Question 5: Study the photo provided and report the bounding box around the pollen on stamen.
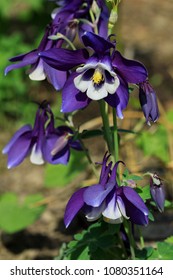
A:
[92,69,104,85]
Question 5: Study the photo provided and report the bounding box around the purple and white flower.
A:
[40,32,148,118]
[64,153,149,227]
[2,102,82,168]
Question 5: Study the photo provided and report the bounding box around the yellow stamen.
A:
[92,69,104,85]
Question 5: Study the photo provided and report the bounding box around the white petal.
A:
[103,195,122,221]
[30,144,44,165]
[117,197,129,220]
[51,7,60,19]
[74,74,89,92]
[86,82,108,100]
[76,61,98,73]
[104,76,120,94]
[29,64,46,81]
[85,202,105,222]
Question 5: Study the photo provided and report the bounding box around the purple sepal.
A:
[39,48,89,71]
[82,31,114,54]
[61,72,91,113]
[112,51,148,83]
[64,187,87,228]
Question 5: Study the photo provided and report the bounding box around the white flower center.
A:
[74,62,120,101]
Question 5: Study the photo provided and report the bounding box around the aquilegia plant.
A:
[2,0,172,260]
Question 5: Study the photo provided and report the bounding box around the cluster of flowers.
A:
[5,0,158,124]
[3,0,164,227]
[2,101,81,168]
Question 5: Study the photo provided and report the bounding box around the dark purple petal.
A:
[122,187,149,215]
[150,174,165,212]
[43,61,67,90]
[39,48,89,71]
[104,76,129,118]
[64,187,87,228]
[108,161,125,184]
[5,51,38,75]
[9,49,37,62]
[43,135,70,165]
[83,183,114,207]
[61,72,91,113]
[69,140,82,150]
[139,82,159,124]
[99,152,111,185]
[82,32,114,54]
[150,186,165,212]
[112,51,148,83]
[5,132,32,169]
[2,125,32,154]
[120,187,149,225]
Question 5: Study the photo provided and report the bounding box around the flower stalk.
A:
[99,100,113,155]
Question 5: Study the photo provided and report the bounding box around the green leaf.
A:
[164,236,173,244]
[60,222,124,260]
[0,193,46,233]
[44,150,87,188]
[136,125,169,163]
[80,129,103,139]
[136,185,151,202]
[135,246,154,260]
[157,242,173,260]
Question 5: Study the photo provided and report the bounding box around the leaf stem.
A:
[123,220,136,260]
[112,108,119,163]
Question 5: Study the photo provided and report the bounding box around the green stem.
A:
[137,226,145,249]
[118,232,128,259]
[123,220,136,260]
[112,108,119,163]
[99,100,113,154]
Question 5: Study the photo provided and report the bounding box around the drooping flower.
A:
[64,153,149,227]
[40,32,148,118]
[139,80,159,125]
[150,173,165,212]
[42,109,82,165]
[2,102,82,168]
[4,23,67,91]
[2,102,49,168]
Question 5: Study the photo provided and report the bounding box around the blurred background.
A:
[0,0,173,259]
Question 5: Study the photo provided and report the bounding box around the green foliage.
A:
[136,241,173,260]
[136,185,151,202]
[136,125,169,163]
[58,222,124,260]
[44,150,87,188]
[136,238,173,260]
[136,109,173,163]
[0,192,46,233]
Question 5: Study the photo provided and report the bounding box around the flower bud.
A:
[150,173,165,212]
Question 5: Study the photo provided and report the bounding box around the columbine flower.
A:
[42,109,82,165]
[139,80,159,125]
[4,1,109,90]
[2,102,82,168]
[4,23,67,91]
[64,153,149,227]
[150,173,165,212]
[2,102,48,168]
[40,32,148,118]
